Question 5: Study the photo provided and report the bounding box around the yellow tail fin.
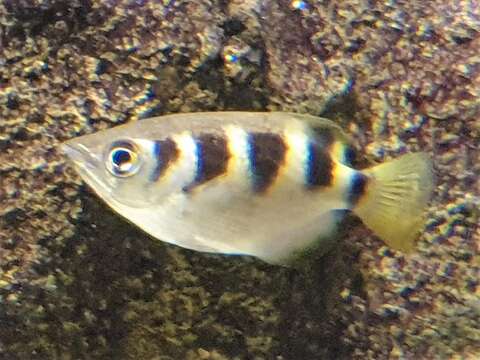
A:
[353,153,434,252]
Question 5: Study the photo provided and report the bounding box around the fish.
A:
[62,112,434,264]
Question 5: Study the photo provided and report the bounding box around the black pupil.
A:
[112,149,131,167]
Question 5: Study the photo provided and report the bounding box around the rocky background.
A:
[0,0,479,358]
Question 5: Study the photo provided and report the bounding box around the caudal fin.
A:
[353,153,434,252]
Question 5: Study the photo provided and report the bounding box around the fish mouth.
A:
[61,142,98,171]
[61,140,144,211]
[61,141,109,196]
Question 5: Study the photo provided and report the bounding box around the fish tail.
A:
[352,153,434,252]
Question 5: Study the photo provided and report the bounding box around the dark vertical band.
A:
[247,132,287,193]
[347,172,368,206]
[182,133,230,192]
[150,138,179,182]
[305,140,333,188]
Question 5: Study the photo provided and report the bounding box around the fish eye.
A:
[106,141,141,177]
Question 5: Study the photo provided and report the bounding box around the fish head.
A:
[62,132,161,208]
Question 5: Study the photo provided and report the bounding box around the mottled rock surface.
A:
[0,0,478,358]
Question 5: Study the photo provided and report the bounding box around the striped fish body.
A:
[62,112,433,264]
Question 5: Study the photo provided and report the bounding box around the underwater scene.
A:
[0,0,479,359]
